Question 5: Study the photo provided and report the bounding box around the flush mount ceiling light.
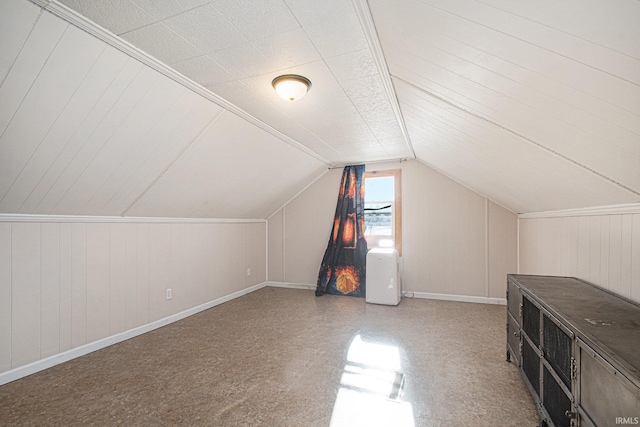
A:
[272,74,312,101]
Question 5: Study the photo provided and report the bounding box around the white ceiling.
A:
[59,0,413,164]
[0,0,327,219]
[369,0,640,213]
[1,0,639,217]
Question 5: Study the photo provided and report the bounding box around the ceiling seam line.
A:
[32,61,145,214]
[16,51,131,214]
[83,87,188,215]
[94,92,200,215]
[47,67,158,215]
[1,43,108,210]
[390,35,640,141]
[386,20,640,120]
[0,20,68,144]
[120,109,227,217]
[117,6,219,38]
[0,7,43,89]
[395,75,640,198]
[473,0,640,65]
[413,0,640,89]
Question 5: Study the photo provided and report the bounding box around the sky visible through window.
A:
[365,176,394,203]
[365,176,394,236]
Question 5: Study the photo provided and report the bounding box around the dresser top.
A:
[508,274,640,380]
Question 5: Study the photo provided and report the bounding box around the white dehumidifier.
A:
[365,248,400,305]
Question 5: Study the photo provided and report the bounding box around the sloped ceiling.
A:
[368,0,640,213]
[57,0,413,164]
[1,0,639,218]
[0,0,327,219]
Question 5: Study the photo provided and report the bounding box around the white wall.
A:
[268,168,342,285]
[0,219,266,377]
[519,209,640,304]
[268,160,518,302]
[488,202,518,299]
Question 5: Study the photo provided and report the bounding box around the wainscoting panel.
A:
[0,219,266,378]
[519,211,640,303]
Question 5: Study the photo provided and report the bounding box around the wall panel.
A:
[124,224,137,330]
[488,201,518,298]
[71,223,87,348]
[11,223,41,367]
[0,0,40,83]
[59,223,73,352]
[283,168,342,285]
[589,216,601,285]
[0,24,106,202]
[0,219,267,379]
[599,216,610,290]
[560,217,571,274]
[186,224,206,306]
[252,223,261,284]
[0,223,11,372]
[40,223,60,358]
[86,223,110,343]
[109,224,126,335]
[169,223,186,312]
[632,214,640,302]
[0,11,67,138]
[608,215,623,297]
[267,209,284,282]
[403,160,489,297]
[135,223,150,327]
[519,211,640,303]
[569,217,579,276]
[621,214,634,299]
[576,216,591,279]
[148,223,172,323]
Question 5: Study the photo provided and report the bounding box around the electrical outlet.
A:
[166,288,172,300]
[246,267,251,276]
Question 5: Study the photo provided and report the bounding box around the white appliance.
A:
[366,248,400,305]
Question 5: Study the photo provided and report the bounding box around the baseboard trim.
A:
[266,281,315,291]
[410,291,506,306]
[265,282,506,305]
[0,282,267,386]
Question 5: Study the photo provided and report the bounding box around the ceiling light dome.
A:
[272,74,312,101]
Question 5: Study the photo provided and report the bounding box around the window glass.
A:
[363,169,402,256]
[364,176,394,237]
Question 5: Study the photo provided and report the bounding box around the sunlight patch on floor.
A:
[330,335,415,427]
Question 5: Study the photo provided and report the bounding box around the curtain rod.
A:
[328,158,410,170]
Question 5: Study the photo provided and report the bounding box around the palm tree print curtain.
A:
[315,165,368,297]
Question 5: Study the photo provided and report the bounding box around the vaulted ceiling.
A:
[1,0,639,217]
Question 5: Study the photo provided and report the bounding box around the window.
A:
[364,169,402,256]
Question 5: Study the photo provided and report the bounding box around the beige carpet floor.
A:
[0,287,537,426]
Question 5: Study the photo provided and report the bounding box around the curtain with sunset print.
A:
[315,165,368,297]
